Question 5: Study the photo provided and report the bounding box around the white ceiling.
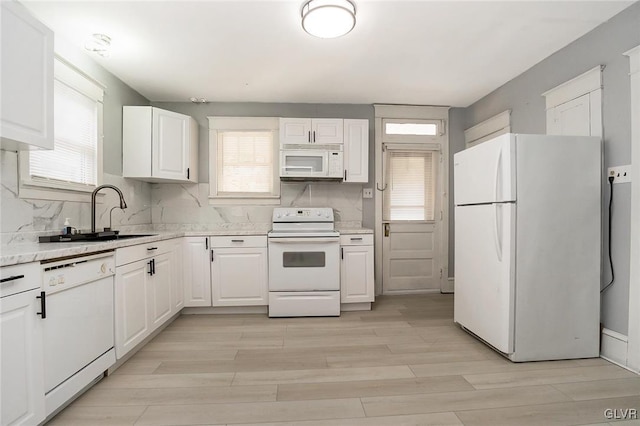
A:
[23,0,634,107]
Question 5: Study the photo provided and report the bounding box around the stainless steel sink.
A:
[39,233,156,243]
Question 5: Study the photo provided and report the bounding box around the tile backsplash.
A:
[1,150,363,245]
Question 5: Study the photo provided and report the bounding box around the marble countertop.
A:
[1,226,374,266]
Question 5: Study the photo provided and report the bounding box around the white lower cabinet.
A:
[210,236,268,307]
[340,234,374,305]
[0,263,45,426]
[183,237,212,307]
[114,239,180,359]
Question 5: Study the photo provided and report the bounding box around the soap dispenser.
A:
[62,218,72,235]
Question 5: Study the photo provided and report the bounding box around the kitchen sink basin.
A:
[39,232,156,243]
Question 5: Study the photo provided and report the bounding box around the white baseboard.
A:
[601,327,628,368]
[441,277,455,294]
[340,302,372,311]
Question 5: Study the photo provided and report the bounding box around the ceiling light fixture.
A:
[84,33,111,57]
[189,97,207,103]
[301,0,356,39]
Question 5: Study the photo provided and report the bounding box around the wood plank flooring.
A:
[48,294,640,425]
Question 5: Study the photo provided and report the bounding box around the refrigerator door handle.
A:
[493,148,502,202]
[493,203,503,262]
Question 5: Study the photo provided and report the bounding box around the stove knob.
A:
[316,211,322,216]
[275,213,281,219]
[325,213,330,218]
[284,212,290,216]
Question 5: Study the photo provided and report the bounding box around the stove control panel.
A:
[273,207,333,222]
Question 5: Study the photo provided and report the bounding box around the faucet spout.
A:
[91,184,127,233]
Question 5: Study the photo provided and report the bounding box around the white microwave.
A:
[280,148,344,180]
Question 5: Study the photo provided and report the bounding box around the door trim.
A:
[373,105,450,295]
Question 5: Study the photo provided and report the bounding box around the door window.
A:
[383,150,436,221]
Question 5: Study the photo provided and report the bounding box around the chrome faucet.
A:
[91,184,127,233]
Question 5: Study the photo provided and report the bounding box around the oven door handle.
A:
[269,238,338,244]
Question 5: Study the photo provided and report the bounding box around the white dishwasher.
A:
[41,251,116,417]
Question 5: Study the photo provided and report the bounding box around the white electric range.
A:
[267,207,340,317]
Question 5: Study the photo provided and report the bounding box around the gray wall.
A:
[151,102,375,227]
[460,2,640,334]
[448,108,466,275]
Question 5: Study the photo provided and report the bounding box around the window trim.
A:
[18,57,104,202]
[207,117,280,205]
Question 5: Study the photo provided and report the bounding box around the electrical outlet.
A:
[363,188,373,199]
[608,165,631,184]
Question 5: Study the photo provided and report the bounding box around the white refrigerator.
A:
[454,133,601,362]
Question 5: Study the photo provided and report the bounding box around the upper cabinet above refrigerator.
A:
[0,1,54,151]
[123,106,198,183]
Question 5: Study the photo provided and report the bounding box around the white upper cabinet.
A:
[280,118,343,145]
[123,106,198,183]
[343,119,369,182]
[0,1,54,151]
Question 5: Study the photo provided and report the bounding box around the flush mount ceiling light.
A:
[301,0,356,39]
[189,97,207,103]
[84,33,111,57]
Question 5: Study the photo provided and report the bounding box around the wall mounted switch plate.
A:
[608,165,631,184]
[363,188,373,198]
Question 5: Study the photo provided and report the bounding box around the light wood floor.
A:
[49,294,640,425]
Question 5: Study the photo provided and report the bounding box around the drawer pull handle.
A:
[231,239,244,243]
[350,237,363,241]
[0,274,24,284]
[36,291,46,319]
[146,247,158,251]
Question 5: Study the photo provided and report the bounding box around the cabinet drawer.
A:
[1,262,41,298]
[116,239,174,266]
[340,234,373,246]
[210,235,267,248]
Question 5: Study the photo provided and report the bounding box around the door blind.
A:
[383,151,436,221]
[29,79,98,187]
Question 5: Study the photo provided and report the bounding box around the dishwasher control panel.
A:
[42,252,115,294]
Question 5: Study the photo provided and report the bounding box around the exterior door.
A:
[381,147,441,294]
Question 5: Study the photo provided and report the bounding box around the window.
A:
[20,58,103,201]
[383,150,437,221]
[382,118,443,143]
[208,117,280,204]
[464,110,511,148]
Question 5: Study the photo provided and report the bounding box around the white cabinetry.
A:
[280,118,343,145]
[340,234,374,309]
[343,119,369,182]
[0,1,54,151]
[123,106,198,183]
[210,236,268,306]
[114,239,180,358]
[0,262,45,426]
[183,237,212,307]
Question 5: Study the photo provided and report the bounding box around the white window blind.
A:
[27,59,102,190]
[384,151,436,221]
[217,131,274,195]
[29,80,98,187]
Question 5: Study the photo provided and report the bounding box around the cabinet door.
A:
[546,93,592,136]
[172,241,184,311]
[0,289,45,426]
[183,237,212,307]
[341,245,374,303]
[0,1,53,151]
[149,252,173,331]
[312,119,343,144]
[211,248,268,306]
[115,260,150,358]
[280,118,312,144]
[152,108,189,181]
[344,119,369,182]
